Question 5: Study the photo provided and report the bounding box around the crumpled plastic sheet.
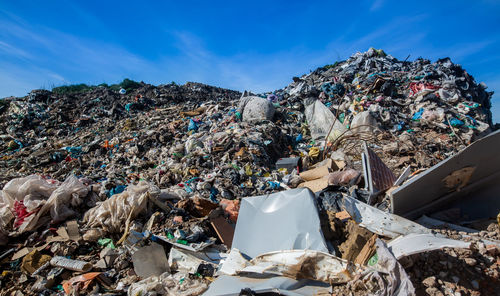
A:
[0,175,57,229]
[84,181,159,233]
[127,272,208,296]
[218,248,363,284]
[0,204,13,231]
[47,175,88,223]
[409,82,440,96]
[349,111,379,133]
[63,272,102,295]
[347,239,415,296]
[22,175,87,233]
[1,175,58,211]
[0,175,88,233]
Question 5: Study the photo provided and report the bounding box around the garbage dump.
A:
[0,48,498,295]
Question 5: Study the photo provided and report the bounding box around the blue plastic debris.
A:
[14,140,23,149]
[412,108,424,120]
[209,187,219,203]
[188,119,199,131]
[108,185,127,197]
[63,146,83,157]
[267,181,280,190]
[449,118,464,127]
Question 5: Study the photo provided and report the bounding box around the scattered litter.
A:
[0,49,497,295]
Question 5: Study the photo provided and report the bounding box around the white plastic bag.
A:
[304,99,346,141]
[2,175,57,210]
[0,192,14,229]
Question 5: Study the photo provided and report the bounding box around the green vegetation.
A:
[51,79,143,95]
[52,83,97,94]
[109,78,142,92]
[322,61,341,70]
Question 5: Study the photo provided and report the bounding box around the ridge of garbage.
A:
[0,48,498,296]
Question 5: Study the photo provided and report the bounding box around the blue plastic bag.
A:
[188,119,198,131]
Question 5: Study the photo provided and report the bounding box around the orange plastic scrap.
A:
[63,272,102,294]
[102,140,112,149]
[220,199,240,223]
[234,147,246,158]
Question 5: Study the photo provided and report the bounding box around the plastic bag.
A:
[0,190,14,230]
[0,175,58,231]
[304,99,346,141]
[84,181,159,234]
[2,175,57,210]
[20,175,88,233]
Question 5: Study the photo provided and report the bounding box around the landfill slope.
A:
[0,48,498,296]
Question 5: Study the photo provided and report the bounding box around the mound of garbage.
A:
[0,48,498,296]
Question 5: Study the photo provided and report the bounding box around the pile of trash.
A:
[0,48,498,296]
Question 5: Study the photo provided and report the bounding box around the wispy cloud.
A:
[0,11,163,97]
[0,41,32,59]
[0,4,498,118]
[0,9,426,96]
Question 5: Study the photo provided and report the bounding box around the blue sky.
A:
[1,0,500,122]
